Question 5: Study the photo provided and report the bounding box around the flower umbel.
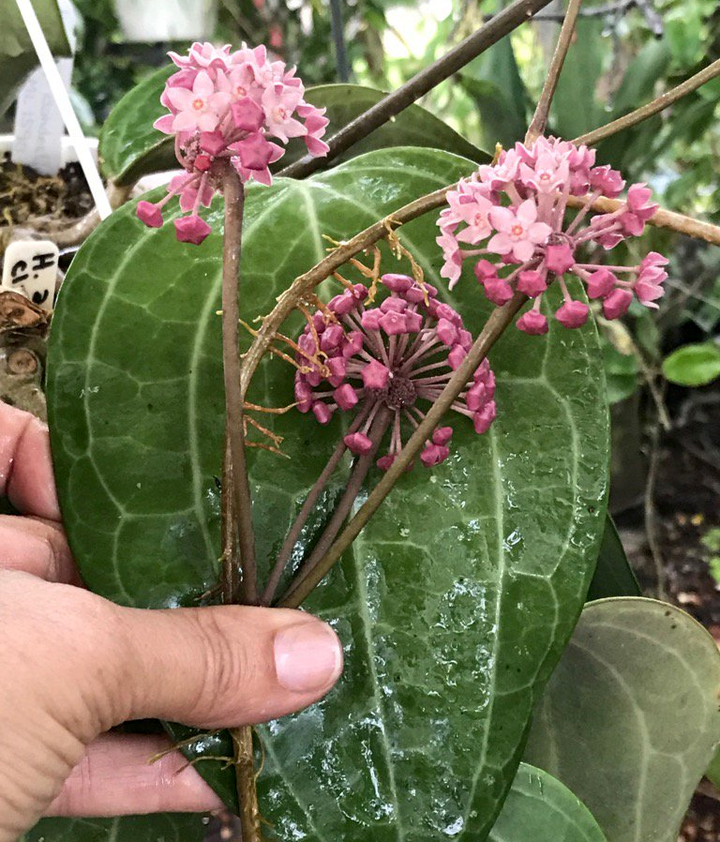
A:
[136,42,329,245]
[437,136,669,333]
[294,274,497,469]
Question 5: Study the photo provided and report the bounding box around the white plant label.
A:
[1,240,59,311]
[12,0,77,175]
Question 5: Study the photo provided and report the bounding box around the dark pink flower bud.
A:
[517,310,549,335]
[421,443,450,467]
[586,268,617,299]
[555,300,589,329]
[237,132,275,171]
[344,432,373,454]
[174,214,212,245]
[381,273,414,293]
[231,96,264,132]
[362,359,390,390]
[435,303,462,325]
[312,402,333,425]
[343,331,364,358]
[294,379,312,411]
[137,200,163,228]
[483,278,514,306]
[459,329,473,350]
[376,454,395,470]
[326,357,346,385]
[333,384,357,410]
[437,318,458,347]
[473,402,497,434]
[380,296,407,314]
[405,311,423,332]
[466,382,488,411]
[602,288,633,319]
[200,131,226,156]
[432,427,453,446]
[545,243,575,275]
[379,311,409,336]
[320,324,344,351]
[194,154,213,171]
[448,345,467,370]
[474,259,498,282]
[516,270,547,298]
[405,282,437,303]
[361,309,382,330]
[352,283,369,302]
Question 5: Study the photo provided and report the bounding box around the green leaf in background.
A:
[99,79,488,185]
[586,516,640,602]
[602,341,639,404]
[488,763,607,842]
[550,20,605,141]
[662,342,720,387]
[459,37,528,149]
[707,746,720,789]
[525,598,720,842]
[47,147,609,839]
[0,0,72,117]
[22,814,207,841]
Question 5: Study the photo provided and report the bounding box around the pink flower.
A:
[138,42,330,244]
[488,200,552,262]
[166,70,231,133]
[294,275,497,470]
[174,215,212,245]
[436,136,668,332]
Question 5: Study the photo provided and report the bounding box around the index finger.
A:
[0,401,60,521]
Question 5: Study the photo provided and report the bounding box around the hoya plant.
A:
[22,0,720,839]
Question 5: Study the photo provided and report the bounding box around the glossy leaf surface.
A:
[488,764,606,842]
[525,598,720,842]
[99,79,487,185]
[48,147,609,840]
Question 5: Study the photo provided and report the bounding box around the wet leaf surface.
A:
[47,148,609,840]
[20,814,207,841]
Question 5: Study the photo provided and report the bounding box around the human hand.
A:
[0,402,343,841]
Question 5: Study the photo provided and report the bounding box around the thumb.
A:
[113,604,343,727]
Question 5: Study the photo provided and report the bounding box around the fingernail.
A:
[274,621,343,693]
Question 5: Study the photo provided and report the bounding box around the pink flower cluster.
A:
[294,274,497,469]
[437,137,668,334]
[136,42,329,245]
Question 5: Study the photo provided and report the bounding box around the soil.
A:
[0,154,94,228]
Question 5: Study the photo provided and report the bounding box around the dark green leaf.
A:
[48,147,609,839]
[99,79,488,185]
[0,0,72,117]
[601,341,639,404]
[21,814,207,841]
[662,342,720,387]
[550,20,605,141]
[488,763,607,842]
[586,515,640,602]
[525,598,720,842]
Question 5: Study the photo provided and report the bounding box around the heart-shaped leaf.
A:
[47,147,609,839]
[524,598,720,842]
[488,763,607,842]
[586,516,640,602]
[99,79,488,185]
[22,814,207,841]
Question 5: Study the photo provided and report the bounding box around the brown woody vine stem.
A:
[279,295,527,608]
[277,0,556,179]
[525,0,584,142]
[574,57,720,147]
[222,168,259,606]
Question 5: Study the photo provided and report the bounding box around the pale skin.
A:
[0,402,343,841]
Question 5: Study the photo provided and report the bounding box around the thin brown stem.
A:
[222,168,259,606]
[278,0,556,179]
[220,437,239,603]
[260,404,373,607]
[232,726,263,841]
[526,0,584,143]
[574,57,720,147]
[279,295,527,609]
[281,407,392,606]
